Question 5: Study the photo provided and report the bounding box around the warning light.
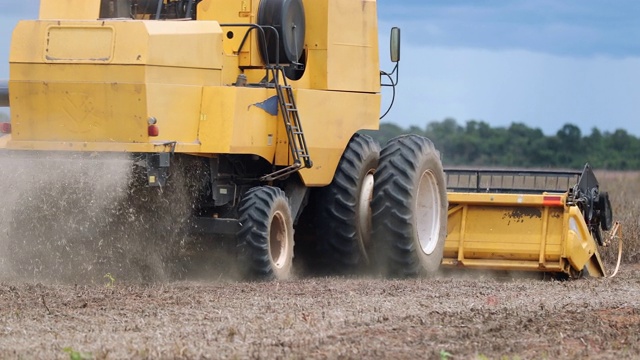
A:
[0,122,11,134]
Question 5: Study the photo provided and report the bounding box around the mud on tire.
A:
[316,133,380,273]
[237,186,294,280]
[372,135,448,277]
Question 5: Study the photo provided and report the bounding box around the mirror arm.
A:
[381,62,399,87]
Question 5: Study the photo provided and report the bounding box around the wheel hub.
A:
[358,172,375,247]
[415,170,441,255]
[270,210,289,269]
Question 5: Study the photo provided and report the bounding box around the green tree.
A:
[361,118,640,170]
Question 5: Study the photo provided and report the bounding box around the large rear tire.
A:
[316,133,380,273]
[372,135,448,277]
[237,186,294,280]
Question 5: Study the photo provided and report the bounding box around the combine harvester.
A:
[0,0,448,280]
[0,0,616,281]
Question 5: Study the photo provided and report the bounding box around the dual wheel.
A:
[236,134,447,280]
[318,133,448,277]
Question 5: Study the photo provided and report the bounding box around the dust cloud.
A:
[0,151,199,284]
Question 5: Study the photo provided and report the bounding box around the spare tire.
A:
[258,0,306,65]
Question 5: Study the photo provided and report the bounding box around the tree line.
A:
[363,118,640,170]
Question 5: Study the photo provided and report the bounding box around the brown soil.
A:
[1,266,639,360]
[1,156,638,359]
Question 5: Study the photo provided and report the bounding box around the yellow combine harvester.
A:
[0,0,448,280]
[0,0,613,281]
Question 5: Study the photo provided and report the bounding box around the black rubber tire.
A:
[257,0,306,65]
[372,135,448,277]
[316,133,380,273]
[237,186,294,280]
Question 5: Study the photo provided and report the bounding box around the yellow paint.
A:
[444,192,606,277]
[46,26,114,62]
[199,86,278,161]
[294,89,380,186]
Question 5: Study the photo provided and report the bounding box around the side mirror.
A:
[390,27,401,63]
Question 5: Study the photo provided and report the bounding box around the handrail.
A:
[219,23,282,83]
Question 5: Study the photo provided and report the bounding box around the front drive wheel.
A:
[237,186,294,280]
[372,135,448,277]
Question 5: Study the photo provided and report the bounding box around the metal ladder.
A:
[261,66,313,181]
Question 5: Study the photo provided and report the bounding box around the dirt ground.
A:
[0,157,638,359]
[1,265,639,360]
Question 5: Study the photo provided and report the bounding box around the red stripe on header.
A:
[543,196,563,207]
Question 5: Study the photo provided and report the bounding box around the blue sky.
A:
[1,0,639,135]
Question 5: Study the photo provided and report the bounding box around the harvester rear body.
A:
[4,0,381,186]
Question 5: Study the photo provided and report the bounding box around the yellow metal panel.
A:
[293,89,380,186]
[445,201,563,261]
[326,0,380,93]
[8,19,223,151]
[45,26,114,62]
[200,0,381,93]
[198,0,262,67]
[145,66,222,86]
[143,21,224,69]
[302,0,329,50]
[40,0,101,20]
[564,207,597,270]
[9,82,148,142]
[301,50,328,90]
[199,86,278,162]
[145,84,203,143]
[10,64,146,83]
[198,87,380,185]
[444,192,605,277]
[11,21,223,70]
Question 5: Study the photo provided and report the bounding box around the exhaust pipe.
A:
[0,80,8,107]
